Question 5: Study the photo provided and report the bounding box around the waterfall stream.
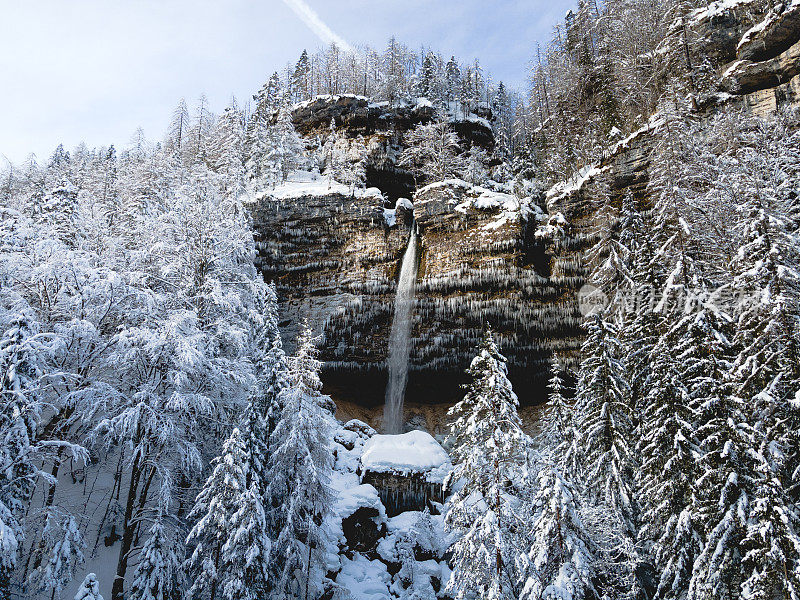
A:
[383,226,419,433]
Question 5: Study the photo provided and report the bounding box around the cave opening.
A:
[365,165,415,203]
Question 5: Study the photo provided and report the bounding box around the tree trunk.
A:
[111,455,142,600]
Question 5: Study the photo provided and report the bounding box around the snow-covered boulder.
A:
[359,431,452,516]
[326,471,388,557]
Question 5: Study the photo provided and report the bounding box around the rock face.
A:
[249,174,580,407]
[290,94,434,137]
[250,96,567,409]
[712,0,800,111]
[248,179,408,365]
[545,0,800,296]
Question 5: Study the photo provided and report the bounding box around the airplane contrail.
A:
[280,0,355,53]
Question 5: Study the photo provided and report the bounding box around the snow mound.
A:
[337,554,392,600]
[335,482,386,520]
[360,431,451,476]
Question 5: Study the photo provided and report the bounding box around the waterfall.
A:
[383,226,419,433]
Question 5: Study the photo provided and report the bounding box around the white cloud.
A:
[280,0,354,52]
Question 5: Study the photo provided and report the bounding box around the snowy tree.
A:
[399,115,465,184]
[185,428,248,600]
[517,466,597,600]
[219,482,271,600]
[574,313,634,529]
[74,573,104,600]
[266,324,334,600]
[129,517,183,600]
[687,366,754,600]
[248,103,304,187]
[165,98,190,161]
[242,282,287,494]
[29,511,86,599]
[253,72,284,122]
[211,100,247,192]
[445,328,526,600]
[445,57,461,103]
[538,358,575,470]
[290,50,311,102]
[0,316,49,595]
[572,313,638,597]
[637,314,708,600]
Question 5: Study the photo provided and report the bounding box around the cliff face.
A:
[249,173,578,408]
[546,0,800,280]
[248,96,581,410]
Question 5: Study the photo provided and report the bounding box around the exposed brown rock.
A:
[721,38,800,94]
[737,2,800,62]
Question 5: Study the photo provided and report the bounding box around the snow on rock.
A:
[688,0,752,23]
[291,93,371,114]
[377,510,452,563]
[360,430,451,482]
[336,482,387,520]
[250,170,382,202]
[395,197,414,211]
[546,165,604,207]
[416,179,531,231]
[337,554,393,600]
[383,208,397,227]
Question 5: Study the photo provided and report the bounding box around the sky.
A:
[0,0,572,166]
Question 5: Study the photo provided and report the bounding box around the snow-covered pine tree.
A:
[739,465,800,600]
[517,466,597,600]
[731,205,800,483]
[165,98,190,160]
[323,122,348,189]
[243,282,287,496]
[726,146,800,600]
[0,316,49,596]
[574,313,634,529]
[687,348,754,600]
[211,100,247,193]
[129,517,183,600]
[572,312,638,596]
[74,573,104,600]
[185,428,248,600]
[266,324,334,600]
[636,315,705,600]
[219,482,271,600]
[264,103,305,187]
[538,358,578,474]
[28,510,86,599]
[445,328,526,600]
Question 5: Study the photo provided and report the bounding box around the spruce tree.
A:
[574,313,634,531]
[185,428,248,600]
[445,328,526,600]
[517,466,597,600]
[74,573,104,600]
[129,518,183,600]
[266,324,334,600]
